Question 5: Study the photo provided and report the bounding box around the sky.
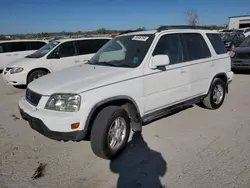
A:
[1,0,250,34]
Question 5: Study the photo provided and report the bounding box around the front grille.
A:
[234,53,250,59]
[5,67,12,71]
[25,89,42,106]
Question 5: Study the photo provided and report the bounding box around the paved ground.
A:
[1,72,250,188]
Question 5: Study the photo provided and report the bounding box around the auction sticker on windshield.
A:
[132,36,149,41]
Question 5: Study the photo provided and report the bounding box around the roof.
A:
[0,39,48,43]
[229,15,250,18]
[118,29,218,36]
[55,37,112,42]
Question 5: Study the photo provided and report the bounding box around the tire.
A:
[202,78,226,109]
[27,70,47,84]
[90,106,131,159]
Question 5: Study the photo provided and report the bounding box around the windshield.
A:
[221,32,235,41]
[88,34,155,68]
[26,40,60,58]
[240,36,250,47]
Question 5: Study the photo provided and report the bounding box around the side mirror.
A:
[51,51,60,59]
[150,55,170,69]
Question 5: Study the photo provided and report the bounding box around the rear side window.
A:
[75,39,110,55]
[0,43,9,53]
[29,41,47,50]
[8,42,28,52]
[206,33,227,54]
[153,34,184,65]
[181,33,211,61]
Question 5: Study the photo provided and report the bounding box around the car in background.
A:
[221,31,245,51]
[231,35,250,70]
[2,37,111,87]
[0,40,47,71]
[237,27,250,37]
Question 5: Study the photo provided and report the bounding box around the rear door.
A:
[180,32,213,97]
[74,39,110,64]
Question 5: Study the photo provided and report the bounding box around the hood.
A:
[6,57,37,67]
[234,46,250,54]
[28,64,140,95]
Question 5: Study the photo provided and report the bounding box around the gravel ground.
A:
[1,72,250,188]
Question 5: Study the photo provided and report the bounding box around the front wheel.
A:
[202,78,226,109]
[90,106,131,159]
[27,70,47,84]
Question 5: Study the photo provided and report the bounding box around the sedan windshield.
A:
[26,40,60,58]
[240,36,250,47]
[88,34,155,68]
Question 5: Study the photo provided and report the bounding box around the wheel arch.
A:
[84,95,142,139]
[26,67,51,84]
[208,72,228,94]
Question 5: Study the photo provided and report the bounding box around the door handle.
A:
[14,53,19,55]
[6,54,11,56]
[74,60,80,63]
[180,69,186,73]
[210,62,215,67]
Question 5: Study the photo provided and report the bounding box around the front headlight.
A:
[10,67,24,74]
[45,94,81,112]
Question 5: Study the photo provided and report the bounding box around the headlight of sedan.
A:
[45,94,81,112]
[10,67,24,74]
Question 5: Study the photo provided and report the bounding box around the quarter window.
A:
[181,33,211,61]
[206,33,227,54]
[153,34,184,64]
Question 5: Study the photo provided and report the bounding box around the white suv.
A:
[18,26,233,159]
[2,37,111,87]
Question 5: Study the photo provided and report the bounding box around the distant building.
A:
[228,15,250,29]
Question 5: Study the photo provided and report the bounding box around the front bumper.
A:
[231,58,250,70]
[18,99,87,141]
[2,69,27,85]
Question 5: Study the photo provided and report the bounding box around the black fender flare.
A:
[84,95,142,134]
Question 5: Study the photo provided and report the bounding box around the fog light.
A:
[71,123,80,129]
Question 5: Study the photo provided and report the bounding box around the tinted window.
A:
[181,33,211,61]
[206,33,227,54]
[153,34,184,64]
[58,41,76,58]
[29,41,46,50]
[8,42,28,52]
[0,43,9,53]
[75,39,110,55]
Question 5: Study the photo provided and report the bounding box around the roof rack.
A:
[157,25,208,32]
[118,29,145,35]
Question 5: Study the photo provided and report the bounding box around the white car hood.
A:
[6,57,37,67]
[28,64,141,95]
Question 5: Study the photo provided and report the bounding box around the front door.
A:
[143,33,192,114]
[49,41,78,72]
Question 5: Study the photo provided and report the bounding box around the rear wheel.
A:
[202,78,226,109]
[90,106,131,159]
[27,70,47,84]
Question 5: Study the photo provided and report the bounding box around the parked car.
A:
[231,35,250,70]
[0,40,47,71]
[18,26,233,159]
[2,37,111,86]
[221,31,245,51]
